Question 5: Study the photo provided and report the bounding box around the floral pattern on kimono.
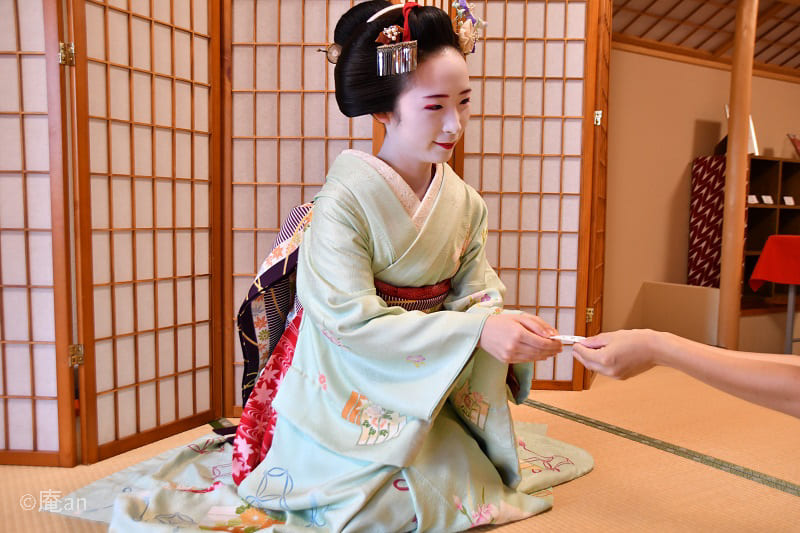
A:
[232,310,302,486]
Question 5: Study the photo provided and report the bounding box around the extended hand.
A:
[572,329,659,379]
[479,314,562,364]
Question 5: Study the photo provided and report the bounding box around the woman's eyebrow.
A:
[423,88,473,99]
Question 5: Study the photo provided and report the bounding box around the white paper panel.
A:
[23,116,49,171]
[194,231,210,275]
[156,230,173,277]
[176,231,192,276]
[155,179,173,226]
[35,399,59,451]
[158,329,174,375]
[93,286,112,338]
[154,77,172,128]
[2,288,29,340]
[520,233,538,268]
[194,133,209,179]
[0,57,20,112]
[0,117,22,170]
[30,288,54,341]
[89,119,108,173]
[136,282,155,330]
[177,325,193,371]
[157,280,174,327]
[175,30,192,80]
[84,3,105,60]
[153,24,172,76]
[233,232,253,273]
[26,174,52,228]
[159,378,175,424]
[1,232,26,284]
[138,331,156,380]
[560,233,579,270]
[555,346,574,381]
[133,178,153,227]
[96,393,115,445]
[22,55,48,113]
[195,323,209,367]
[539,232,559,269]
[196,368,210,412]
[107,9,129,65]
[0,175,24,226]
[5,344,31,396]
[176,278,193,323]
[139,382,157,431]
[194,0,209,35]
[195,277,209,321]
[133,126,153,176]
[95,339,114,392]
[114,283,134,334]
[8,398,33,449]
[131,16,151,70]
[178,373,193,418]
[135,231,154,279]
[117,388,137,438]
[193,37,209,84]
[501,156,520,192]
[33,344,56,396]
[116,336,135,387]
[176,132,192,179]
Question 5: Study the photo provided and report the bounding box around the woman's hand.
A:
[479,314,562,364]
[572,329,660,379]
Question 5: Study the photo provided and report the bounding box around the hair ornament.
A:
[375,2,419,77]
[375,24,403,45]
[320,42,342,64]
[452,0,486,54]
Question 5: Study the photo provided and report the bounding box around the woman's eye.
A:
[424,105,443,111]
[460,98,471,105]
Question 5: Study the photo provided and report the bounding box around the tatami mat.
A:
[531,366,800,485]
[2,367,799,532]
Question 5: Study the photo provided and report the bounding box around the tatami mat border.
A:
[523,398,800,498]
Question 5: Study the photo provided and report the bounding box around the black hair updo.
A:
[333,1,461,118]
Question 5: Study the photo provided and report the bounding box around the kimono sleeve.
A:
[296,194,489,421]
[443,192,534,405]
[444,196,504,314]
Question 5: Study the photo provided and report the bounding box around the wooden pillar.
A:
[718,0,759,349]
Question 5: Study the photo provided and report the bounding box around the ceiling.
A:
[612,0,800,82]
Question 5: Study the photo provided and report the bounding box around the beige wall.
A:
[604,49,800,338]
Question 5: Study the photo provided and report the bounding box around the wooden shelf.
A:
[741,155,800,310]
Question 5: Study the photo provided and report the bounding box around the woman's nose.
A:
[442,108,461,134]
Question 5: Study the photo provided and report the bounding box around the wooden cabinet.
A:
[688,155,800,309]
[742,157,800,307]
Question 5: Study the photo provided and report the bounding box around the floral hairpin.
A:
[452,0,487,54]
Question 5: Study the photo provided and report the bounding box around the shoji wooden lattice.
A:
[69,0,221,462]
[465,0,591,387]
[0,0,75,466]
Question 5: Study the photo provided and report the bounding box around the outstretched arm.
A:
[573,329,800,419]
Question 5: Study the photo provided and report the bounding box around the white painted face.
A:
[380,47,471,165]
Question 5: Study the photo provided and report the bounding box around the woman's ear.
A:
[372,111,392,125]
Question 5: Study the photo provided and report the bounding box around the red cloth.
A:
[749,235,800,291]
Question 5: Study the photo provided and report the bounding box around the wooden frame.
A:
[0,0,76,467]
[67,0,222,463]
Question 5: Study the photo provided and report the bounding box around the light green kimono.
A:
[237,150,592,531]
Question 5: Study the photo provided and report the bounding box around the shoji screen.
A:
[71,0,219,461]
[225,0,374,413]
[464,0,589,387]
[0,0,74,465]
